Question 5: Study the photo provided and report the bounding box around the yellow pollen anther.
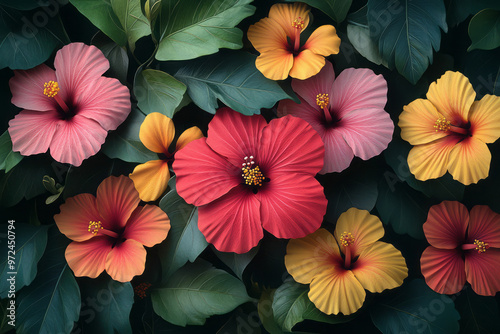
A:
[434,117,451,132]
[43,81,60,97]
[316,93,329,110]
[292,17,305,29]
[474,239,489,253]
[241,156,265,187]
[340,232,355,247]
[88,221,103,235]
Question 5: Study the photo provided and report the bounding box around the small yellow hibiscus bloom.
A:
[285,208,408,315]
[247,2,340,80]
[129,113,203,201]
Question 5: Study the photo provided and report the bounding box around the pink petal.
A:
[277,96,324,133]
[290,60,335,109]
[54,43,109,99]
[331,68,388,120]
[54,193,101,242]
[320,127,355,174]
[423,201,469,249]
[123,205,171,247]
[467,205,500,248]
[335,107,394,160]
[420,246,466,294]
[260,173,327,239]
[75,76,131,131]
[8,109,60,156]
[96,175,140,232]
[259,115,325,179]
[173,138,241,207]
[105,239,147,282]
[65,237,114,278]
[465,249,500,296]
[206,107,267,167]
[9,64,57,111]
[198,186,263,254]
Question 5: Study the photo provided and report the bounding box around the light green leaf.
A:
[154,0,255,61]
[0,131,23,172]
[285,0,352,23]
[110,0,151,51]
[468,9,500,51]
[258,289,285,334]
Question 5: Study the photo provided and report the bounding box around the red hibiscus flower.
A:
[173,107,327,253]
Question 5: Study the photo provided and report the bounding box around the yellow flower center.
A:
[292,17,304,29]
[434,117,451,132]
[340,232,355,247]
[43,81,60,97]
[241,156,265,187]
[474,239,489,253]
[88,221,103,235]
[316,93,329,110]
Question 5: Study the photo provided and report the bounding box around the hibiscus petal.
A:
[139,112,175,154]
[198,186,263,254]
[399,99,449,145]
[468,205,500,248]
[173,138,241,207]
[469,95,500,143]
[320,127,355,174]
[9,64,57,111]
[465,249,500,296]
[426,71,475,125]
[290,60,335,109]
[289,49,325,80]
[175,126,203,152]
[268,2,310,39]
[303,25,340,56]
[277,96,324,131]
[105,239,147,282]
[129,160,170,202]
[122,205,170,247]
[351,241,407,293]
[260,173,327,239]
[423,201,469,249]
[420,246,466,294]
[255,49,294,81]
[447,137,491,185]
[334,208,384,258]
[54,193,101,242]
[8,109,60,157]
[247,17,288,52]
[65,237,114,278]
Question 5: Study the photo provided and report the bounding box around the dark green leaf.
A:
[367,0,448,84]
[464,47,500,98]
[0,0,40,10]
[217,308,262,334]
[455,286,500,334]
[258,289,282,334]
[213,245,259,280]
[110,0,151,51]
[347,24,387,66]
[175,51,291,115]
[92,32,130,84]
[468,9,500,51]
[370,279,460,334]
[446,0,500,27]
[154,0,255,61]
[285,0,352,23]
[16,226,80,334]
[0,130,23,172]
[151,259,252,326]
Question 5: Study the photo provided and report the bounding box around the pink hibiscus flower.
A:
[8,42,131,166]
[173,107,327,253]
[54,175,170,282]
[421,201,500,296]
[277,60,393,173]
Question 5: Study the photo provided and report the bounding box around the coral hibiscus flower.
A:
[247,2,340,80]
[173,107,327,253]
[54,175,170,282]
[399,71,500,185]
[8,43,131,166]
[285,208,408,315]
[421,201,500,296]
[278,60,393,173]
[129,112,203,202]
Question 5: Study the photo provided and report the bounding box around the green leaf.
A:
[468,9,500,51]
[0,0,40,10]
[151,259,252,326]
[464,47,500,98]
[367,0,448,84]
[16,226,81,334]
[174,51,291,115]
[217,308,262,334]
[272,279,354,332]
[258,289,283,334]
[102,108,158,163]
[92,32,130,84]
[285,0,352,23]
[158,177,208,280]
[0,131,23,172]
[0,6,66,70]
[370,279,460,334]
[446,0,500,27]
[455,286,500,334]
[154,0,255,61]
[0,224,48,298]
[213,245,259,280]
[110,0,151,51]
[134,69,187,117]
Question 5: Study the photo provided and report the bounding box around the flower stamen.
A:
[434,117,451,132]
[242,156,265,187]
[43,81,69,112]
[316,93,333,123]
[474,239,489,253]
[88,220,103,235]
[291,17,304,52]
[340,232,355,269]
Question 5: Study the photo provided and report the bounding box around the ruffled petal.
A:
[468,205,500,248]
[198,186,263,254]
[447,137,491,185]
[334,208,385,258]
[285,228,342,284]
[290,60,335,109]
[247,17,288,52]
[65,237,114,278]
[469,95,500,143]
[173,138,241,207]
[122,205,170,247]
[268,2,310,38]
[175,126,203,152]
[260,173,327,239]
[426,71,475,125]
[303,25,341,56]
[255,49,294,81]
[288,49,325,80]
[351,241,407,293]
[277,96,324,132]
[9,64,57,112]
[54,193,101,242]
[465,249,500,296]
[129,160,170,202]
[139,112,175,155]
[399,99,450,145]
[105,239,147,282]
[423,201,469,249]
[8,109,60,157]
[420,246,466,294]
[320,127,355,174]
